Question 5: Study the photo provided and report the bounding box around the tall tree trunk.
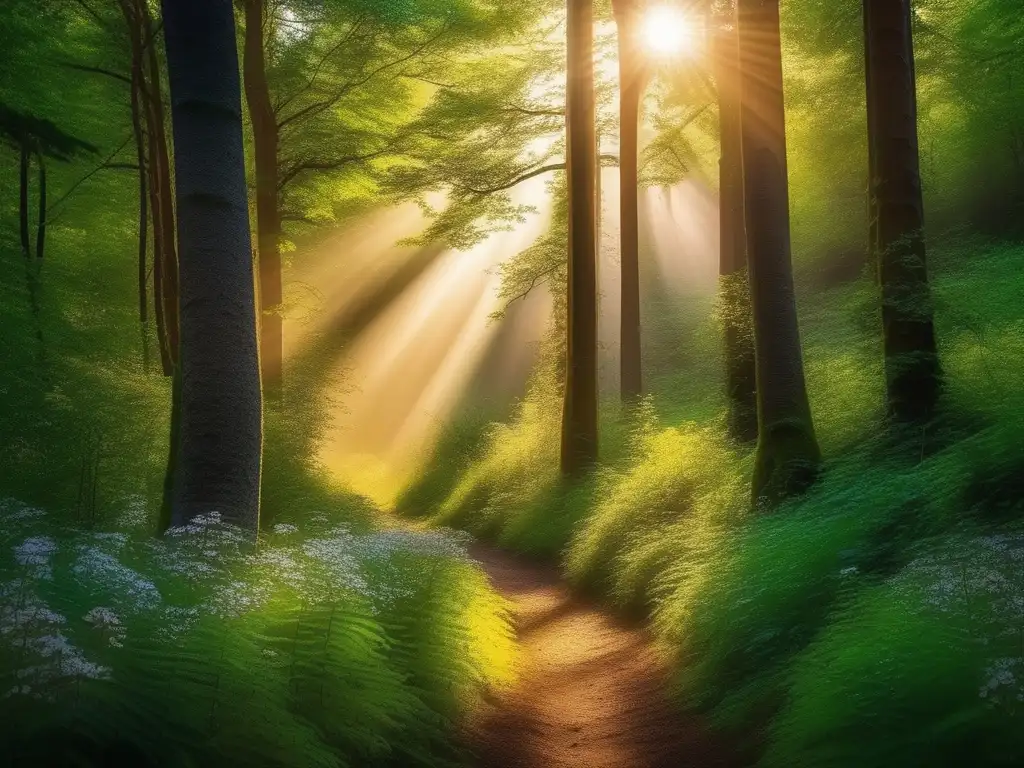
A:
[242,0,284,399]
[560,0,600,476]
[141,0,179,374]
[34,150,46,259]
[714,11,757,443]
[19,143,30,257]
[161,0,263,530]
[863,0,878,284]
[737,0,820,505]
[128,35,151,371]
[863,0,941,425]
[613,0,643,405]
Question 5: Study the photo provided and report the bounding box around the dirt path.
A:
[463,543,735,768]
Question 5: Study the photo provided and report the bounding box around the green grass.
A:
[397,234,1024,767]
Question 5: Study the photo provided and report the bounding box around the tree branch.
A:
[276,21,452,131]
[274,17,368,114]
[498,264,560,311]
[47,134,133,219]
[461,154,618,196]
[58,61,131,85]
[278,148,390,190]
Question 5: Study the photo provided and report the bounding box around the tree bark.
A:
[714,12,757,443]
[242,0,284,399]
[141,0,179,374]
[19,143,30,257]
[561,0,600,476]
[863,0,941,425]
[737,0,820,505]
[613,0,643,405]
[128,33,150,371]
[34,150,46,259]
[161,0,263,530]
[863,0,878,283]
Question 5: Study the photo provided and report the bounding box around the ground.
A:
[462,542,735,768]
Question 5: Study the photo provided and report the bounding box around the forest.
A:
[1,0,1022,766]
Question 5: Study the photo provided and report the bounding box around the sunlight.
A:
[291,178,553,506]
[641,6,695,58]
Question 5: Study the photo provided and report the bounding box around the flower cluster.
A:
[0,500,485,696]
[898,531,1024,706]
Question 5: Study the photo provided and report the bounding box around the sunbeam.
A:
[295,178,553,504]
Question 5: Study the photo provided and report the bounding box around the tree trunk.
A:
[128,34,150,371]
[34,150,46,259]
[714,13,757,443]
[737,0,820,505]
[19,143,30,257]
[141,0,179,374]
[614,0,642,405]
[863,0,878,283]
[242,0,284,399]
[560,0,600,476]
[161,0,263,531]
[863,0,941,425]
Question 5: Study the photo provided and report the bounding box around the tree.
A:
[713,5,756,442]
[239,0,283,398]
[59,0,180,375]
[863,0,941,426]
[612,0,644,405]
[161,0,263,530]
[561,0,599,476]
[236,0,502,397]
[736,0,820,504]
[0,103,97,259]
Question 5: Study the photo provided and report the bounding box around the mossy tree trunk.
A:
[737,0,820,505]
[863,0,941,425]
[613,0,643,405]
[561,0,600,476]
[161,0,263,530]
[714,8,757,443]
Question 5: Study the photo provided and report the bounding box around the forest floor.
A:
[461,542,736,768]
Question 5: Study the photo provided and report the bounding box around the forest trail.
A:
[462,542,735,768]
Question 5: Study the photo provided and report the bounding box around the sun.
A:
[640,6,694,58]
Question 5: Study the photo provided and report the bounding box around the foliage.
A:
[0,502,514,767]
[400,234,1024,765]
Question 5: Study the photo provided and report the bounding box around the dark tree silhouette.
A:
[561,0,600,476]
[736,0,820,504]
[0,103,97,259]
[863,0,942,425]
[161,0,263,530]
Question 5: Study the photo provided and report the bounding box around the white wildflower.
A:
[72,546,162,611]
[14,536,56,579]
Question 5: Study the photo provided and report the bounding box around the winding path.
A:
[462,543,736,768]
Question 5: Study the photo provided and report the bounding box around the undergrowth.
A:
[397,235,1024,767]
[0,501,515,767]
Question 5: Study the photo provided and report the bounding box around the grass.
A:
[396,233,1024,767]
